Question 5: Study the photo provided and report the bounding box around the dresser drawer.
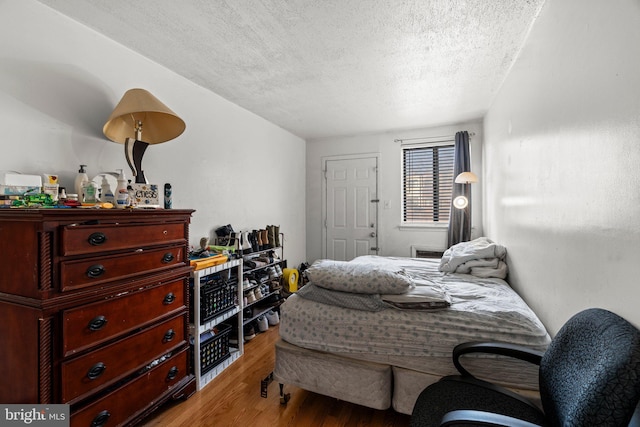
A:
[61,222,186,256]
[60,246,185,292]
[71,348,188,427]
[62,280,185,356]
[61,314,186,403]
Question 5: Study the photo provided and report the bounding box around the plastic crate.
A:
[195,323,232,374]
[191,275,238,324]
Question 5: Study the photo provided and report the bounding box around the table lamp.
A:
[103,88,185,184]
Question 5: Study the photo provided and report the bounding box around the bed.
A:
[273,238,551,415]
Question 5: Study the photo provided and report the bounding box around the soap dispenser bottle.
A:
[115,169,129,209]
[74,165,88,201]
[100,175,115,204]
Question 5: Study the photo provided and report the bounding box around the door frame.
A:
[321,153,380,259]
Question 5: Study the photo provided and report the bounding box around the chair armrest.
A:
[453,341,544,378]
[441,409,543,427]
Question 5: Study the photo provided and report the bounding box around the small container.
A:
[164,183,172,209]
[115,169,128,209]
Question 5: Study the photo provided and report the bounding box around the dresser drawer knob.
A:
[88,232,107,246]
[91,410,110,427]
[88,315,108,331]
[162,252,175,263]
[86,264,105,278]
[163,292,176,305]
[163,329,176,342]
[167,365,179,381]
[87,362,106,380]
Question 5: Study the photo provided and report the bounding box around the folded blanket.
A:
[381,282,451,310]
[439,237,508,279]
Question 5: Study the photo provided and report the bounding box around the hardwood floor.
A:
[142,325,411,427]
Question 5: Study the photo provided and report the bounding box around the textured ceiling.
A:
[36,0,545,140]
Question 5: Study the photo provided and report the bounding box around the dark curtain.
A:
[447,131,471,247]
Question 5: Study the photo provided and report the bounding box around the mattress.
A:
[279,256,550,390]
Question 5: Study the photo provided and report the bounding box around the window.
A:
[402,143,455,224]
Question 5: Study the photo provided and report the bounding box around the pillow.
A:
[306,259,413,294]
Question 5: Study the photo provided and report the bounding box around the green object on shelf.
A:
[208,244,236,253]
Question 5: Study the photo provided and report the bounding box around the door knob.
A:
[370,232,376,238]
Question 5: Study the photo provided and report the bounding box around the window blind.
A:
[402,144,455,223]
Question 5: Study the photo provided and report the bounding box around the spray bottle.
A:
[115,169,129,209]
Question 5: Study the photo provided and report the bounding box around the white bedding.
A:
[279,256,550,388]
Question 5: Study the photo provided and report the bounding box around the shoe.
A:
[243,296,248,306]
[269,281,282,292]
[260,229,269,249]
[266,310,280,326]
[274,225,280,247]
[243,277,251,289]
[267,225,276,248]
[257,315,269,332]
[243,307,252,319]
[244,324,256,341]
[254,287,263,299]
[246,290,256,303]
[229,327,239,345]
[240,231,252,254]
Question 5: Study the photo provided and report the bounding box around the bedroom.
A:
[0,0,639,425]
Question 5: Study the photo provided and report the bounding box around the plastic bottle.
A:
[83,180,97,204]
[100,175,114,203]
[115,169,129,209]
[164,183,172,209]
[74,165,88,201]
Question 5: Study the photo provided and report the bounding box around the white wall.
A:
[0,1,306,268]
[484,0,640,334]
[306,121,483,264]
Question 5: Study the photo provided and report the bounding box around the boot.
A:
[256,229,263,249]
[274,225,280,248]
[260,229,269,250]
[250,230,259,252]
[267,225,276,248]
[240,231,252,254]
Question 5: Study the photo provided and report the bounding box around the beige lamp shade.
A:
[454,171,478,184]
[103,88,185,144]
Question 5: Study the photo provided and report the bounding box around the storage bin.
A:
[193,323,232,374]
[190,275,237,324]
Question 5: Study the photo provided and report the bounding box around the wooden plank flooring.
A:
[143,325,411,427]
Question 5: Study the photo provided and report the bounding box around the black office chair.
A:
[411,308,640,427]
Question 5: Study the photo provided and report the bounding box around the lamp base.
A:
[124,138,149,184]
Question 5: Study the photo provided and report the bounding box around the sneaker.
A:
[266,310,280,326]
[246,290,256,303]
[257,315,269,332]
[244,324,256,341]
[243,277,251,289]
[254,287,263,299]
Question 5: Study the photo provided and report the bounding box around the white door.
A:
[324,156,378,261]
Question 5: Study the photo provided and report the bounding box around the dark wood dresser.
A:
[0,208,196,426]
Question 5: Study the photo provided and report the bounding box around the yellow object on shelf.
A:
[190,254,228,270]
[282,268,299,292]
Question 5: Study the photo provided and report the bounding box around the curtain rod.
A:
[394,132,475,144]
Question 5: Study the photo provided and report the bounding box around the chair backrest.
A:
[539,308,640,426]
